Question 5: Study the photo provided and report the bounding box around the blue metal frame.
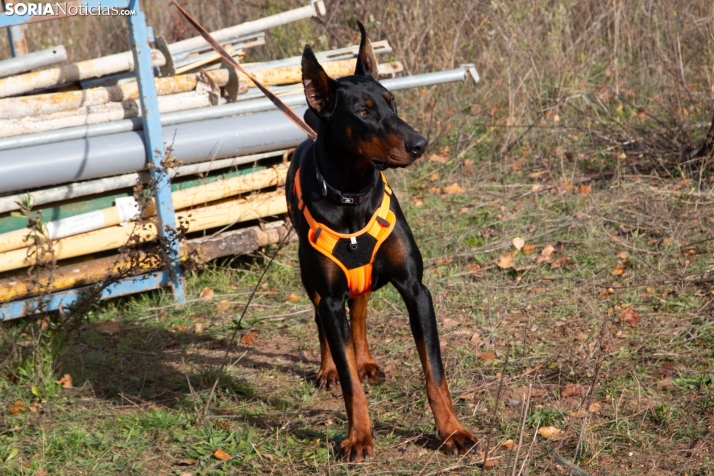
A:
[0,0,186,320]
[0,271,172,321]
[127,0,186,303]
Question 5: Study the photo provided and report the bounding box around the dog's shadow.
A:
[55,318,442,451]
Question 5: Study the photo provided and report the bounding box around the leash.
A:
[203,223,295,414]
[170,0,317,141]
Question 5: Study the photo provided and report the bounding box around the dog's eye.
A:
[358,109,368,116]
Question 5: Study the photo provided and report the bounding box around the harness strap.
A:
[294,167,395,297]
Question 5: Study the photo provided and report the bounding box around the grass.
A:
[1,0,714,473]
[1,135,713,474]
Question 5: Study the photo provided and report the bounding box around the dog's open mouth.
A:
[372,160,388,170]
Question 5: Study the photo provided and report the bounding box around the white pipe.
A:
[0,149,286,214]
[167,1,325,55]
[0,91,212,138]
[0,49,166,99]
[0,46,68,78]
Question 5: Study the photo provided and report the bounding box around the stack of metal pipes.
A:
[0,0,479,311]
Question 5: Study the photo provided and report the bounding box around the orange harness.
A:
[293,168,396,297]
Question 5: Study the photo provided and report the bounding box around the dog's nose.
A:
[406,136,427,158]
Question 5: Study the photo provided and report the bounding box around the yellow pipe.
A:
[0,165,287,254]
[0,190,287,274]
[0,224,290,303]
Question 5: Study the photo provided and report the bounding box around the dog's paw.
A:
[438,426,478,455]
[358,361,386,383]
[339,429,375,462]
[316,365,340,390]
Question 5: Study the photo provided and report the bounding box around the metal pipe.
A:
[0,107,308,194]
[0,91,213,137]
[0,45,67,78]
[166,0,325,55]
[0,68,232,120]
[0,149,285,214]
[0,270,171,321]
[0,48,166,98]
[0,66,478,151]
[0,222,293,317]
[0,165,287,253]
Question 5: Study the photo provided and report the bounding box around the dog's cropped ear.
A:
[302,45,338,119]
[354,21,379,80]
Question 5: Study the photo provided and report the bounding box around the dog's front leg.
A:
[319,296,375,462]
[394,280,478,455]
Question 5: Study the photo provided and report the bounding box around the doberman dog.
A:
[286,22,477,462]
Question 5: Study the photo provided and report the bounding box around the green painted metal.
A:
[0,164,265,234]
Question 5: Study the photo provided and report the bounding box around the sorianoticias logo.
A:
[4,2,135,16]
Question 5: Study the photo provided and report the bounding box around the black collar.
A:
[313,147,379,206]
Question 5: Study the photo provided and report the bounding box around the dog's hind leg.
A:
[348,293,386,383]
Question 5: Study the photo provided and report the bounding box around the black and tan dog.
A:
[286,22,477,462]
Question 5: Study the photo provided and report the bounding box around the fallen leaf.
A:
[95,320,121,335]
[477,351,497,362]
[216,299,231,313]
[536,245,555,263]
[177,459,198,466]
[512,237,525,251]
[611,263,624,275]
[470,332,482,343]
[549,256,571,269]
[616,251,629,261]
[620,307,640,326]
[429,153,447,164]
[576,332,588,341]
[496,253,514,269]
[214,448,231,460]
[597,289,609,298]
[528,170,548,178]
[177,325,187,332]
[442,318,460,328]
[288,293,300,303]
[30,402,40,413]
[194,323,204,334]
[538,426,565,441]
[578,184,592,195]
[199,287,215,301]
[483,459,500,467]
[8,400,27,415]
[501,439,516,451]
[429,172,439,181]
[443,182,464,194]
[56,374,73,389]
[562,383,585,398]
[240,331,257,345]
[428,187,441,195]
[572,409,587,418]
[588,402,602,413]
[522,243,536,255]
